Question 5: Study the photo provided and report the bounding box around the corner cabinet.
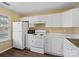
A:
[72,8,79,27]
[63,8,79,27]
[62,10,72,27]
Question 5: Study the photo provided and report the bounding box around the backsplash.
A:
[29,23,79,34]
[73,27,79,34]
[34,23,45,30]
[46,27,79,34]
[46,27,74,34]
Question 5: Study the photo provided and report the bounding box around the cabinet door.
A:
[39,15,50,25]
[63,8,79,27]
[26,34,35,49]
[63,10,72,27]
[45,37,63,55]
[29,16,39,27]
[45,14,53,27]
[45,14,62,27]
[51,37,63,55]
[40,14,56,27]
[43,14,56,27]
[72,8,79,27]
[45,37,52,53]
[51,13,62,27]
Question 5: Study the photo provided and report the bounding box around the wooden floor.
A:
[0,48,59,57]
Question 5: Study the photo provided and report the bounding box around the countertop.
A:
[67,38,79,47]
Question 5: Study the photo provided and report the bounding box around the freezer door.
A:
[13,22,22,32]
[13,32,25,49]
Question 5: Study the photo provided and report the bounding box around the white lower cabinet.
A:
[51,37,63,56]
[26,34,35,49]
[45,37,63,56]
[45,37,52,54]
[27,33,63,56]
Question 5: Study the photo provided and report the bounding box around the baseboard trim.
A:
[44,51,64,57]
[0,47,12,54]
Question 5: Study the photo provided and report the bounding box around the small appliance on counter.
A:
[28,30,35,34]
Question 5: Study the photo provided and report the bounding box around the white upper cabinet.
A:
[20,8,79,27]
[39,15,49,24]
[62,10,72,27]
[50,13,62,27]
[28,13,62,27]
[40,13,62,27]
[29,16,39,27]
[44,14,53,27]
[72,8,79,27]
[63,8,79,27]
[39,14,51,27]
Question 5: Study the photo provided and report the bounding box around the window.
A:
[0,15,9,39]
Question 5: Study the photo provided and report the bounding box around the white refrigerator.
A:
[13,21,28,49]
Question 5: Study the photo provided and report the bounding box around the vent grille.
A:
[2,2,10,6]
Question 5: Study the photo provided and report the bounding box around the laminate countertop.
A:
[67,38,79,47]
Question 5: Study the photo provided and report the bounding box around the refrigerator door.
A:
[13,22,22,32]
[13,32,25,49]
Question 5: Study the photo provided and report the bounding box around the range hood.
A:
[34,20,45,25]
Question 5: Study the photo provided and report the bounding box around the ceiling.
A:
[0,2,78,16]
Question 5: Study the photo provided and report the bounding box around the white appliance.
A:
[30,30,46,54]
[13,21,28,49]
